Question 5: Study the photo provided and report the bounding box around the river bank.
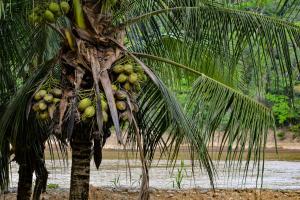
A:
[45,131,300,161]
[2,187,300,200]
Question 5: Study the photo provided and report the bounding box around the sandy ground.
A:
[103,131,300,150]
[2,187,300,200]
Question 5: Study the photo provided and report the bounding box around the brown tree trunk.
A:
[17,163,33,200]
[69,125,92,200]
[139,166,150,200]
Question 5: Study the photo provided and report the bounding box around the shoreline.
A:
[2,187,300,200]
[44,147,300,161]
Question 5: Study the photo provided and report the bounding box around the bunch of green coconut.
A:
[32,88,62,121]
[78,95,109,123]
[112,63,147,92]
[111,62,147,122]
[28,1,70,24]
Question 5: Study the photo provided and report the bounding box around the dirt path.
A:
[2,187,300,200]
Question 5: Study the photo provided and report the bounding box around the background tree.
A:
[0,0,299,200]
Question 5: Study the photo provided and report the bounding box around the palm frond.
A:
[277,0,300,18]
[123,4,300,94]
[188,75,275,179]
[133,36,245,91]
[0,58,57,191]
[133,52,275,183]
[125,54,216,187]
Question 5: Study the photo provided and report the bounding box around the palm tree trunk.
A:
[17,163,33,200]
[69,125,92,200]
[32,160,48,200]
[139,166,150,200]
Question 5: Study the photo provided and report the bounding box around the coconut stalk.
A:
[73,0,86,29]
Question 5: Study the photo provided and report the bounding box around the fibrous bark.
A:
[69,125,92,200]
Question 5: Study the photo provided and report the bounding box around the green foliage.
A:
[171,160,187,189]
[290,124,300,132]
[110,175,120,188]
[289,124,300,139]
[47,183,59,189]
[276,132,285,140]
[265,93,300,125]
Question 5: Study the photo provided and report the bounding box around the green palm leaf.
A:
[133,52,275,183]
[0,58,57,190]
[123,4,300,93]
[125,69,215,186]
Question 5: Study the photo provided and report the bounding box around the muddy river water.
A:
[7,159,300,190]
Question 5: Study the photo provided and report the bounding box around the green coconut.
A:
[39,111,49,120]
[120,111,130,121]
[116,101,126,111]
[44,94,54,103]
[113,64,124,73]
[48,2,60,13]
[32,103,40,112]
[128,73,138,84]
[123,82,131,91]
[44,10,55,23]
[112,84,118,92]
[101,100,108,111]
[117,73,127,83]
[102,111,108,123]
[78,98,92,112]
[48,104,56,116]
[34,92,42,101]
[28,13,39,24]
[138,73,147,82]
[39,90,47,98]
[60,1,70,14]
[81,114,88,122]
[55,10,62,17]
[84,106,96,118]
[115,90,127,100]
[38,101,47,111]
[135,82,141,91]
[134,65,143,73]
[51,88,62,97]
[53,98,61,104]
[124,64,134,74]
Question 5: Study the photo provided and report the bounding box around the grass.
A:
[47,183,59,189]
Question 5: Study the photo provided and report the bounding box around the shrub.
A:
[276,132,285,140]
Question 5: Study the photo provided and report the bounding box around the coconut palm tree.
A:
[0,1,66,199]
[0,0,299,200]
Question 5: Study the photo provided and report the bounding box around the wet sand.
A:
[2,187,300,200]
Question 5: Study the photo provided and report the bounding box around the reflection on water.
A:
[8,160,300,190]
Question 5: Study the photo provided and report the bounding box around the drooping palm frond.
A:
[0,58,59,190]
[122,3,300,94]
[124,66,215,187]
[132,52,275,183]
[277,0,300,19]
[188,75,275,179]
[134,36,246,92]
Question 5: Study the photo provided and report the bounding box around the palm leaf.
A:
[0,58,58,191]
[133,52,275,183]
[122,4,300,93]
[125,69,216,187]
